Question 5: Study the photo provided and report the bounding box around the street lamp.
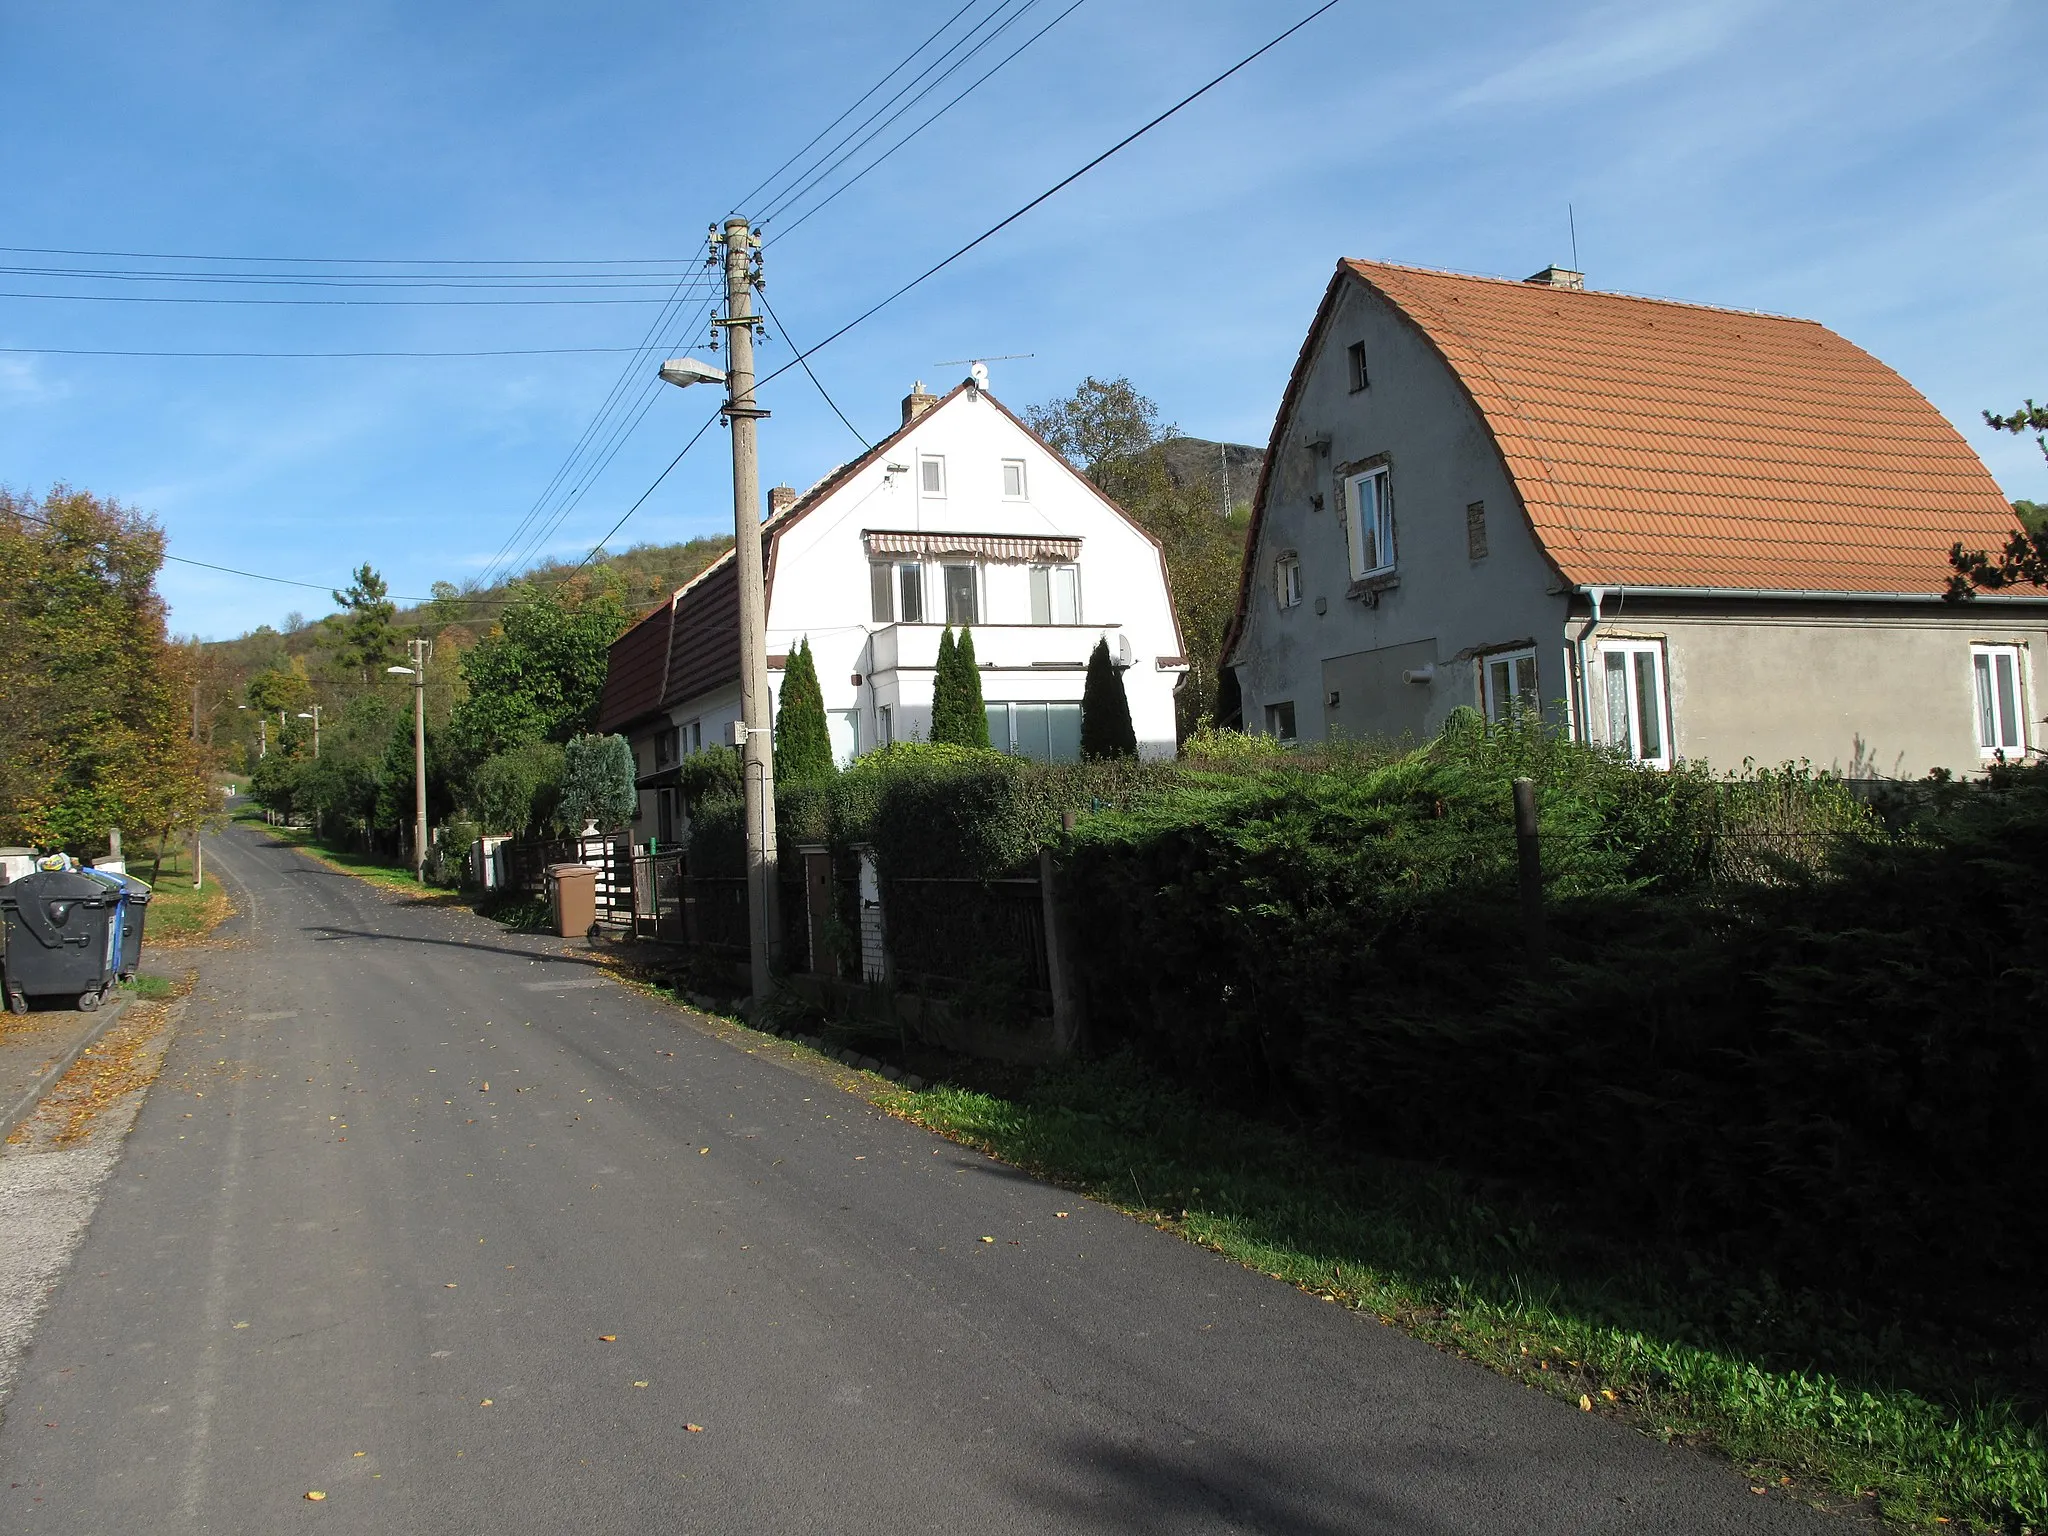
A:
[662,291,777,1005]
[295,705,322,759]
[388,646,430,881]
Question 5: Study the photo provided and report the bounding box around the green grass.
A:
[122,974,179,999]
[252,822,445,897]
[127,845,233,944]
[865,1054,2046,1534]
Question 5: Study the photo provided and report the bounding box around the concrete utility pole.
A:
[409,638,429,881]
[718,215,779,1002]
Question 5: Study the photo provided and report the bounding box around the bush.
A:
[1080,636,1136,759]
[559,732,636,832]
[467,740,563,836]
[774,638,835,784]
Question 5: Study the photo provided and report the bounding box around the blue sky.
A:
[3,0,2042,640]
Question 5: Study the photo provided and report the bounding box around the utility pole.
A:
[717,215,779,1002]
[408,638,429,881]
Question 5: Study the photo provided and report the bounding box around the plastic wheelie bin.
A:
[547,863,597,938]
[88,870,152,979]
[1,868,123,1012]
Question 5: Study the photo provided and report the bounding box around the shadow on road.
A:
[301,926,602,970]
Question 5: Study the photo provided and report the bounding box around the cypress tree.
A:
[1080,636,1138,759]
[929,626,991,747]
[774,636,835,782]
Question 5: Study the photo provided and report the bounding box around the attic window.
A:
[920,454,946,497]
[1346,341,1370,393]
[1466,501,1488,560]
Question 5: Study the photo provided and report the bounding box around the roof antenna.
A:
[1568,203,1579,272]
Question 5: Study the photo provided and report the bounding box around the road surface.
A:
[0,822,1837,1533]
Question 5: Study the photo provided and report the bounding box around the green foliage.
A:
[1179,724,1288,766]
[674,745,741,808]
[773,637,835,784]
[1079,637,1137,759]
[291,691,400,841]
[374,720,457,836]
[0,486,213,854]
[1023,374,1173,480]
[928,627,990,747]
[445,575,629,771]
[329,564,398,683]
[1948,398,2048,596]
[558,732,637,831]
[247,748,302,820]
[466,740,564,836]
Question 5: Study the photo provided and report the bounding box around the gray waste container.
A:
[2,869,122,1012]
[87,870,152,979]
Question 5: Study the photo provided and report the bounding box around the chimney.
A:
[901,379,939,425]
[767,485,797,517]
[1524,266,1585,291]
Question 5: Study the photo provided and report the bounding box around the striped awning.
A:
[863,529,1081,564]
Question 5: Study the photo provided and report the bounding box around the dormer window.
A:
[920,454,946,497]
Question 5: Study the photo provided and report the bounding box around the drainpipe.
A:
[1572,586,1607,743]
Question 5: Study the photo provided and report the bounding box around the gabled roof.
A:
[598,377,1186,732]
[1224,260,2022,663]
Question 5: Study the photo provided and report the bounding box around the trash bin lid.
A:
[1,869,115,905]
[547,862,597,881]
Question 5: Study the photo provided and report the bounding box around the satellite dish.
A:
[969,361,989,391]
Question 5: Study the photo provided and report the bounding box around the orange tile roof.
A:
[1341,260,2016,593]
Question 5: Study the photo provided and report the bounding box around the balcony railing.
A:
[868,623,1126,675]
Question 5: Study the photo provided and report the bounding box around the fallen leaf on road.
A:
[1601,1389,1617,1402]
[979,1236,994,1244]
[304,1491,326,1501]
[233,1321,249,1329]
[633,1381,649,1388]
[685,1423,704,1433]
[480,1399,492,1407]
[599,1335,617,1342]
[353,1452,366,1458]
[480,1083,489,1092]
[698,1147,708,1155]
[1579,1395,1593,1412]
[1056,1212,1069,1219]
[444,1283,458,1289]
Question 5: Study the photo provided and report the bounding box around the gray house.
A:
[1222,259,2044,778]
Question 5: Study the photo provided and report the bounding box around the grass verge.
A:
[130,845,233,945]
[852,1054,2044,1534]
[247,821,453,900]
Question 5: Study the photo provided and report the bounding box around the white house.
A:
[597,371,1187,844]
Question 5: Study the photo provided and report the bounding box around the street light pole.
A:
[658,217,778,1006]
[388,639,431,882]
[296,705,322,758]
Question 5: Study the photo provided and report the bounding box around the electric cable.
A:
[560,407,723,578]
[0,288,679,307]
[0,243,694,265]
[0,344,660,358]
[755,287,870,449]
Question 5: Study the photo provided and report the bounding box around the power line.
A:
[761,1,1346,394]
[756,287,870,449]
[0,243,693,266]
[0,344,657,358]
[770,0,1089,242]
[562,408,723,578]
[0,288,680,307]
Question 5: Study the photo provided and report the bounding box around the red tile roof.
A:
[1341,260,2017,593]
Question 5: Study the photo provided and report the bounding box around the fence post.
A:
[1040,847,1085,1056]
[1513,776,1545,966]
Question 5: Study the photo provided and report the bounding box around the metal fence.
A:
[883,874,1050,1003]
[500,834,635,921]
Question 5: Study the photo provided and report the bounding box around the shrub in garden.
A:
[559,732,637,831]
[774,637,835,784]
[929,627,990,747]
[1080,636,1137,759]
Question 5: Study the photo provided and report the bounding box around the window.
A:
[1030,563,1081,624]
[1600,641,1670,768]
[653,725,677,767]
[1973,644,2027,757]
[1002,459,1027,499]
[920,453,946,497]
[877,705,893,746]
[943,563,978,626]
[1466,500,1488,560]
[1345,466,1394,579]
[1481,649,1538,722]
[685,719,702,754]
[656,788,678,845]
[1346,340,1370,392]
[828,708,861,768]
[1275,553,1301,609]
[1265,700,1297,742]
[874,561,926,622]
[985,702,1083,763]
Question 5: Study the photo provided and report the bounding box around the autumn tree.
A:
[1028,377,1251,738]
[0,486,213,856]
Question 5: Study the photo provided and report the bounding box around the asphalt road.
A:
[0,822,1839,1534]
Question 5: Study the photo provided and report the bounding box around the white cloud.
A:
[1454,0,1759,109]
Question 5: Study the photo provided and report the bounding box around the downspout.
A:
[1572,586,1607,743]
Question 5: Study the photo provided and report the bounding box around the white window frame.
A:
[1275,553,1301,609]
[1598,640,1671,769]
[919,453,946,498]
[1265,700,1297,742]
[941,561,979,627]
[1344,466,1395,580]
[1972,643,2028,759]
[1001,458,1028,500]
[877,704,893,747]
[1480,648,1538,722]
[1030,563,1081,625]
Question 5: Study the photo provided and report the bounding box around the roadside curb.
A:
[1,991,130,1144]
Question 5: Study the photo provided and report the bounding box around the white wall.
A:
[758,385,1185,758]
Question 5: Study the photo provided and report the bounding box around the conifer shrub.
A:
[929,626,990,747]
[1079,637,1137,758]
[774,637,835,784]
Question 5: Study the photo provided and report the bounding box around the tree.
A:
[331,564,398,682]
[774,637,835,782]
[467,741,564,837]
[1948,400,2048,598]
[560,734,638,831]
[930,626,990,747]
[1080,637,1138,759]
[1028,376,1251,738]
[0,486,213,855]
[446,575,629,771]
[1023,375,1174,482]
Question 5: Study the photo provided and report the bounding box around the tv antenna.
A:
[932,353,1034,367]
[1568,204,1579,271]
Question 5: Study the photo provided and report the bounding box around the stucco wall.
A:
[1230,279,1568,744]
[1592,602,2048,778]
